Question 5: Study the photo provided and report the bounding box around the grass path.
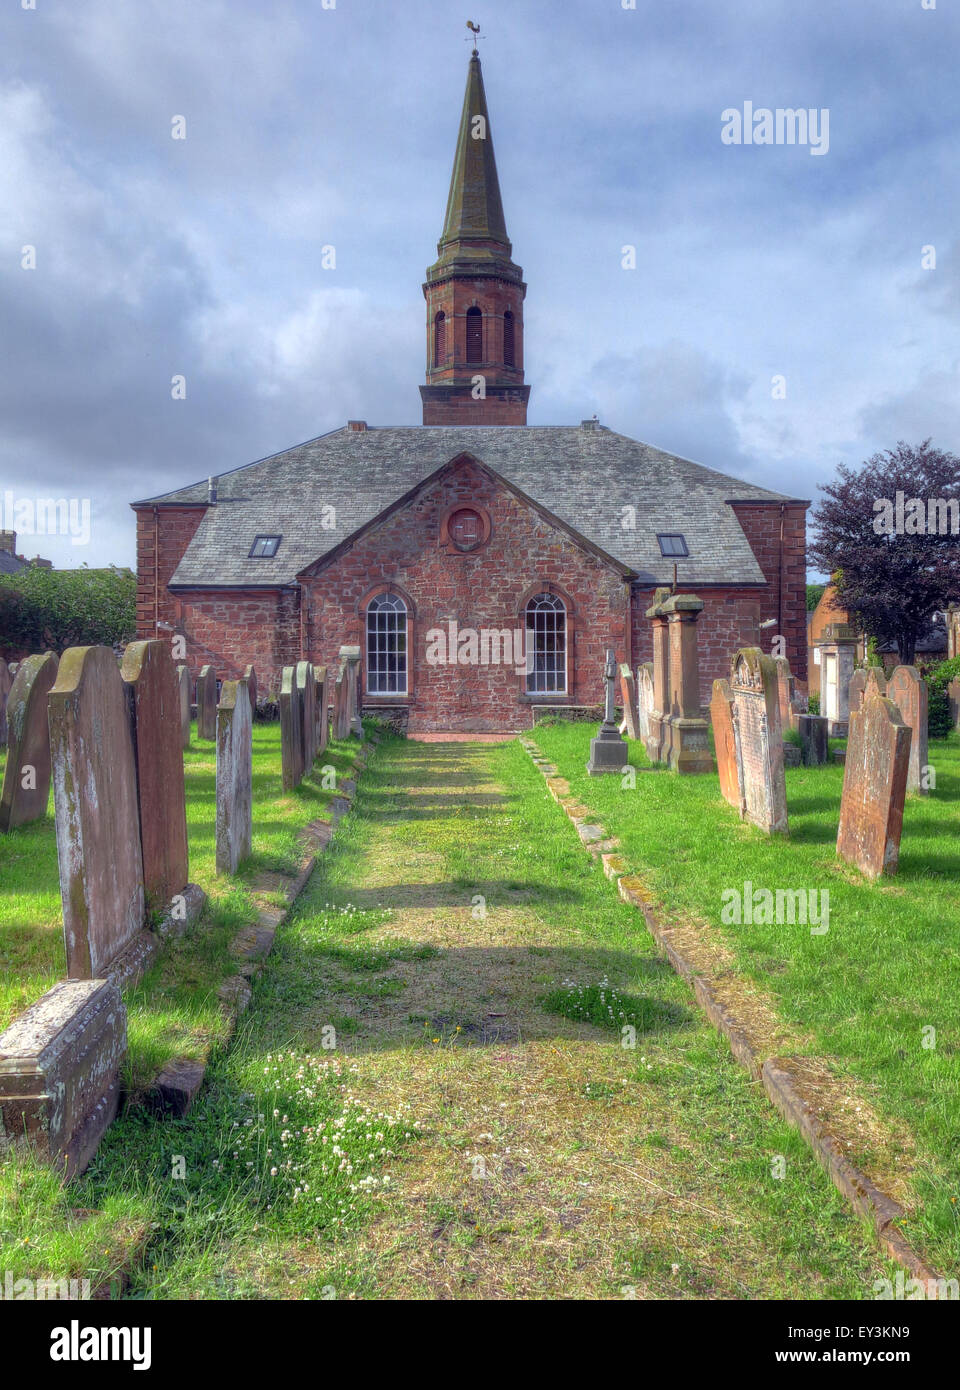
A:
[187,731,896,1300]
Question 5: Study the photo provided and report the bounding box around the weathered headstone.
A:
[0,978,126,1178]
[797,713,828,766]
[636,663,654,746]
[587,648,628,774]
[216,678,253,873]
[121,640,189,910]
[280,664,304,790]
[0,657,11,747]
[244,664,257,716]
[176,663,191,749]
[662,592,713,773]
[644,589,672,762]
[197,664,218,740]
[618,663,639,740]
[847,668,868,715]
[315,665,328,754]
[0,651,59,831]
[729,648,788,834]
[48,646,145,978]
[886,665,928,796]
[332,672,346,741]
[863,667,887,702]
[711,677,744,814]
[837,694,911,879]
[775,657,797,732]
[339,645,362,738]
[297,661,317,770]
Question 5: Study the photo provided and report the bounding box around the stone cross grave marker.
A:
[122,640,189,910]
[0,651,59,831]
[216,678,253,874]
[48,646,145,978]
[587,648,628,774]
[836,693,911,878]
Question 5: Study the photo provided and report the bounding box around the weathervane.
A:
[465,19,484,55]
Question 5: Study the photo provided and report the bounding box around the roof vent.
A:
[207,476,218,504]
[580,416,600,431]
[348,420,367,432]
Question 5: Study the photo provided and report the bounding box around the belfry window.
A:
[525,592,566,694]
[366,593,407,695]
[465,306,483,363]
[434,311,446,367]
[503,310,515,367]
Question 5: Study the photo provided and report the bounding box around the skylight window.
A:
[249,535,281,558]
[657,533,688,558]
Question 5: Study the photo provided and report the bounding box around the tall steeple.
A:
[420,48,530,426]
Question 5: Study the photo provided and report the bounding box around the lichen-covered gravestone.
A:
[729,648,788,834]
[216,678,252,874]
[121,640,189,910]
[775,656,797,732]
[176,663,191,749]
[710,677,744,814]
[197,664,218,740]
[636,663,654,746]
[280,664,304,790]
[847,668,868,716]
[797,713,828,765]
[297,661,317,771]
[339,645,362,737]
[0,657,11,747]
[863,667,887,702]
[333,671,348,741]
[836,693,911,879]
[0,651,59,831]
[244,664,257,716]
[618,663,639,740]
[886,665,928,796]
[315,665,328,755]
[48,646,145,978]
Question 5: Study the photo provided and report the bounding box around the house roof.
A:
[0,549,25,575]
[132,423,804,590]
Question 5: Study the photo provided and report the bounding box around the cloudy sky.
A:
[1,0,957,571]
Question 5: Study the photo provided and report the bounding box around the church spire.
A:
[420,47,530,426]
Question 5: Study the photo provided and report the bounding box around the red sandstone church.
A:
[132,51,807,734]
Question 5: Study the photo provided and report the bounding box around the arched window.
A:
[503,310,515,367]
[465,306,483,363]
[366,592,407,695]
[434,311,446,367]
[524,592,566,694]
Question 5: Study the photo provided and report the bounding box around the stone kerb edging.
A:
[520,735,943,1287]
[145,742,373,1118]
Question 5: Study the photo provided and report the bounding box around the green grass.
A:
[530,720,960,1273]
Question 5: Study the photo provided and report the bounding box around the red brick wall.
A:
[731,501,808,683]
[301,459,628,732]
[133,505,206,639]
[173,588,300,694]
[631,588,762,710]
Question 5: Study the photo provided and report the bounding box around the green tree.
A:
[0,566,136,653]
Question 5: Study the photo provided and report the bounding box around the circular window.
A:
[448,507,484,551]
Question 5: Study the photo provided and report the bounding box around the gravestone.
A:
[587,649,628,774]
[48,646,145,978]
[121,641,189,910]
[662,592,713,773]
[775,657,798,731]
[729,648,788,834]
[636,663,654,746]
[216,678,253,873]
[886,666,928,796]
[332,673,346,740]
[836,694,911,879]
[339,645,362,738]
[7,662,18,675]
[244,664,257,716]
[711,677,745,814]
[816,624,858,735]
[297,661,317,770]
[0,657,11,747]
[0,978,126,1178]
[644,590,672,762]
[197,664,218,740]
[280,664,304,790]
[863,667,887,702]
[618,663,639,740]
[848,668,868,715]
[797,713,828,765]
[0,651,59,831]
[315,665,328,754]
[176,663,191,749]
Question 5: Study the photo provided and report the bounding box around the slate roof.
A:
[133,424,803,589]
[0,549,25,575]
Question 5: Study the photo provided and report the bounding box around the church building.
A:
[132,50,807,734]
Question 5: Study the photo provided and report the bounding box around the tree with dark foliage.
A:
[810,440,960,665]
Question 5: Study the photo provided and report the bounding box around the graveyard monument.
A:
[836,693,912,879]
[728,647,788,834]
[587,648,628,774]
[0,650,59,832]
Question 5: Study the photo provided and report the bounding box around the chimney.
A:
[0,530,15,554]
[208,476,218,504]
[347,420,367,432]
